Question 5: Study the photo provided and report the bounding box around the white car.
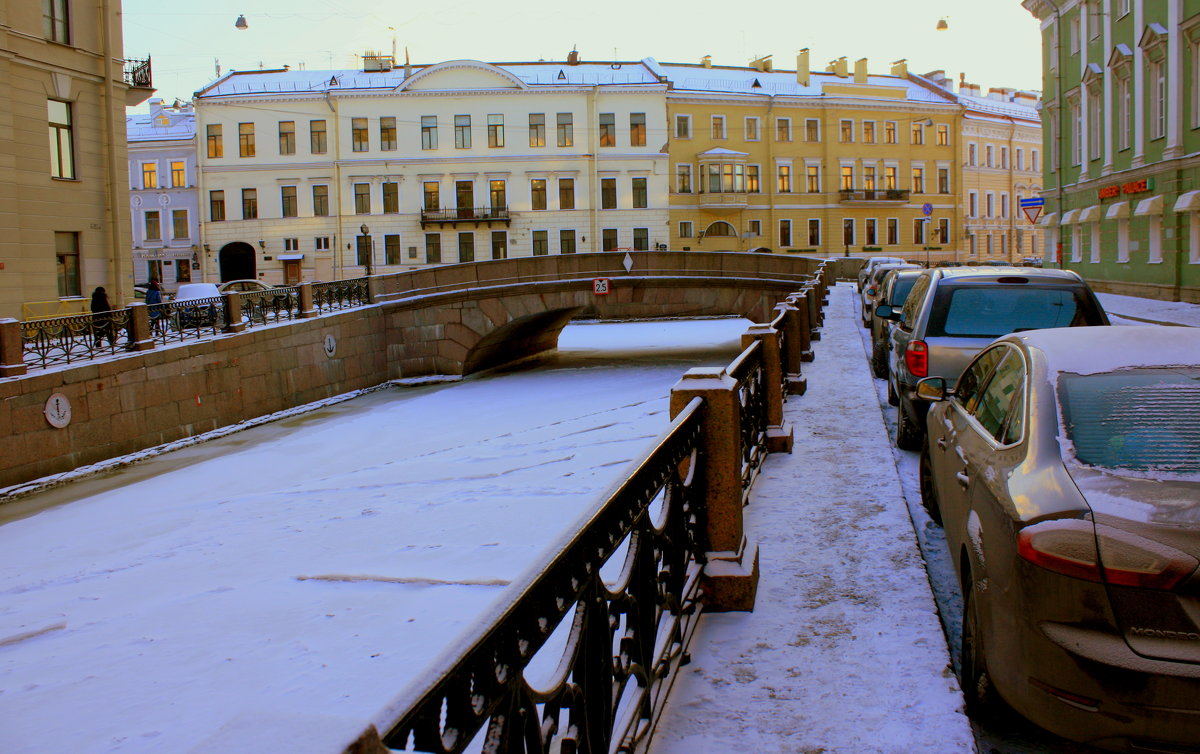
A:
[857,256,907,292]
[171,283,221,301]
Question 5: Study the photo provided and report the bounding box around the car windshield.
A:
[1059,368,1200,474]
[927,285,1103,338]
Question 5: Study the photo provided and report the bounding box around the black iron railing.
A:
[149,297,225,345]
[312,278,369,313]
[420,207,511,226]
[21,309,134,368]
[241,289,301,329]
[838,189,910,202]
[124,57,152,88]
[380,398,708,753]
[727,341,768,500]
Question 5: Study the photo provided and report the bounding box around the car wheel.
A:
[961,582,1002,719]
[887,377,899,406]
[918,445,943,525]
[895,397,922,451]
[871,343,887,379]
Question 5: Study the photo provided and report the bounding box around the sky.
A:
[120,0,1047,109]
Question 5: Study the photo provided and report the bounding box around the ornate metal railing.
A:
[837,189,910,202]
[20,310,133,368]
[380,398,709,754]
[313,278,369,314]
[420,206,511,226]
[124,56,153,88]
[240,288,301,329]
[726,341,768,500]
[149,297,225,346]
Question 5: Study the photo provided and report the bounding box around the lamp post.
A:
[359,224,372,276]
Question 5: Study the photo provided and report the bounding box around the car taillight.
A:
[1018,519,1198,590]
[904,340,928,378]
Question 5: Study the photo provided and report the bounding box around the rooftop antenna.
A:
[214,57,221,77]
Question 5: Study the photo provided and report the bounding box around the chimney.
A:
[890,59,908,77]
[960,81,980,97]
[854,57,868,84]
[701,55,712,68]
[750,54,773,72]
[796,48,810,86]
[829,57,848,78]
[148,97,164,118]
[567,48,580,65]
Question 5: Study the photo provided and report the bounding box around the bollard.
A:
[126,303,155,352]
[773,302,807,395]
[742,324,794,453]
[222,292,247,334]
[0,319,27,377]
[298,282,318,319]
[670,368,759,612]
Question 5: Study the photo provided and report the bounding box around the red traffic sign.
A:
[1022,206,1043,225]
[592,278,610,295]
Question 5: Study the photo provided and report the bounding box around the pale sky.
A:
[121,0,1045,109]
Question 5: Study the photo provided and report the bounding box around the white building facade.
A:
[192,58,671,285]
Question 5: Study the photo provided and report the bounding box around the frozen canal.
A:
[0,318,750,754]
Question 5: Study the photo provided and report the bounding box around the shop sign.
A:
[1098,177,1154,200]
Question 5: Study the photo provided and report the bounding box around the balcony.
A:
[838,189,910,205]
[419,206,511,227]
[697,191,750,213]
[123,56,155,106]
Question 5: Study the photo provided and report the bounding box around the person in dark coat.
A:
[90,286,113,346]
[144,279,163,332]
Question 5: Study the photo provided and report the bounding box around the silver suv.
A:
[880,267,1108,450]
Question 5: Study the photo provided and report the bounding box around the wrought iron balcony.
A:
[838,189,910,203]
[124,57,153,88]
[419,206,511,227]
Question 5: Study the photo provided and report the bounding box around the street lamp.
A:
[359,224,372,276]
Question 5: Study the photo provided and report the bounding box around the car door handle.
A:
[955,471,970,489]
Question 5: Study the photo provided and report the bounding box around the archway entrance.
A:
[218,242,256,282]
[702,221,737,238]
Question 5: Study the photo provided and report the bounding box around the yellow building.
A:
[0,0,152,320]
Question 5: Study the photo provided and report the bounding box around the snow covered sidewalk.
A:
[651,283,973,753]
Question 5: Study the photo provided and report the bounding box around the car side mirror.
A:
[874,304,899,321]
[915,377,948,402]
[865,287,877,296]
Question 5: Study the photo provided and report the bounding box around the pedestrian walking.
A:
[145,279,164,333]
[90,286,113,347]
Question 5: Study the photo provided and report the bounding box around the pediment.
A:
[397,60,529,92]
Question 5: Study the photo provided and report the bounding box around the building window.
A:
[986,145,994,167]
[559,229,576,254]
[238,122,255,157]
[745,116,760,141]
[887,218,899,245]
[48,100,75,178]
[630,112,646,146]
[863,121,876,144]
[969,191,978,217]
[1069,14,1081,53]
[841,165,854,191]
[281,238,298,252]
[911,121,925,145]
[1016,148,1024,170]
[384,234,401,265]
[676,164,692,193]
[531,179,547,210]
[602,228,618,251]
[312,185,329,216]
[278,120,296,155]
[840,119,854,142]
[380,117,397,151]
[679,221,693,238]
[310,120,327,154]
[913,218,926,244]
[911,167,924,194]
[241,188,257,219]
[843,218,855,247]
[557,113,573,147]
[1001,146,1010,168]
[281,186,297,218]
[170,161,186,187]
[491,231,508,260]
[601,178,617,209]
[938,167,950,194]
[1149,58,1165,139]
[354,183,370,214]
[986,192,994,218]
[711,115,726,139]
[141,162,157,189]
[937,218,950,244]
[1117,75,1132,149]
[936,124,949,146]
[808,219,820,246]
[529,113,545,147]
[805,118,819,142]
[488,114,504,147]
[748,220,761,236]
[1001,193,1009,219]
[777,118,792,142]
[884,121,897,144]
[206,123,223,159]
[968,143,977,165]
[421,115,438,150]
[383,182,399,214]
[884,166,897,190]
[425,233,441,263]
[558,178,575,209]
[315,236,330,250]
[865,218,877,245]
[454,114,471,149]
[704,163,745,193]
[55,231,80,297]
[488,180,506,210]
[863,165,876,191]
[351,118,370,151]
[747,165,760,193]
[458,232,475,263]
[44,0,70,43]
[632,177,648,208]
[209,190,225,221]
[1032,150,1039,172]
[675,114,691,139]
[532,230,548,256]
[423,182,439,211]
[777,165,791,193]
[144,210,161,240]
[599,113,616,146]
[633,227,649,251]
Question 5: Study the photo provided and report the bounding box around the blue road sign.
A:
[1019,197,1046,207]
[921,203,933,216]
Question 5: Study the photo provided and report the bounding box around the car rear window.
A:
[1059,368,1200,474]
[889,277,918,307]
[927,285,1104,338]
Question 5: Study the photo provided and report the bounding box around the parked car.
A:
[916,325,1200,750]
[170,283,222,328]
[856,256,906,292]
[860,263,920,327]
[1019,257,1045,267]
[879,267,1108,450]
[218,279,276,293]
[869,268,923,379]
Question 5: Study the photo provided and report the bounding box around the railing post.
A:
[742,325,793,454]
[0,319,27,377]
[773,302,807,395]
[222,292,246,334]
[297,282,318,319]
[367,275,383,304]
[670,368,759,612]
[786,291,814,362]
[126,303,155,351]
[802,284,821,341]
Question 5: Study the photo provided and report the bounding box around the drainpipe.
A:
[1042,0,1067,268]
[587,84,598,254]
[329,92,344,279]
[99,2,127,301]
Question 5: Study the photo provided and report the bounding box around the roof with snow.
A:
[958,92,1041,123]
[126,108,195,142]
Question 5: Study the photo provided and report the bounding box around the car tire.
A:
[961,582,1002,719]
[871,343,887,379]
[918,445,943,525]
[887,377,899,406]
[895,397,922,451]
